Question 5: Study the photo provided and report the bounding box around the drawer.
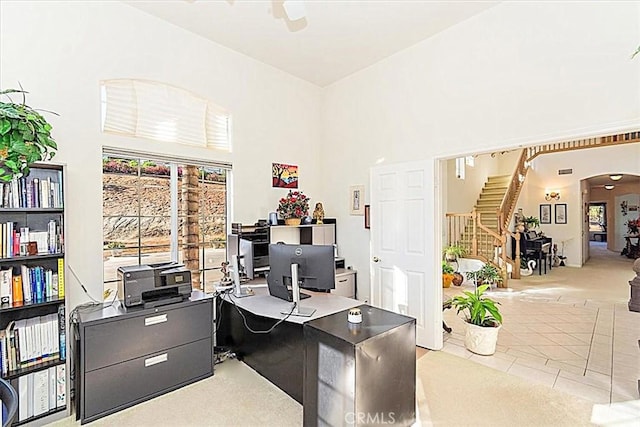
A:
[82,337,212,423]
[82,299,212,372]
[332,271,355,298]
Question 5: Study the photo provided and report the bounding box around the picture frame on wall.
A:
[349,185,365,215]
[540,204,551,224]
[555,203,567,224]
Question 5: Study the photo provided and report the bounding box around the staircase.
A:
[444,129,640,288]
[475,175,510,235]
[448,175,513,286]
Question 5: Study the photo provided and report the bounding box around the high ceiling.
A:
[124,0,498,87]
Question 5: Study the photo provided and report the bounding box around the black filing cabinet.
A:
[75,292,213,424]
[303,305,416,427]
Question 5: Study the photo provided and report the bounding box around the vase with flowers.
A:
[627,218,640,236]
[277,190,310,225]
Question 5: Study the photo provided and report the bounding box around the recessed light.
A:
[604,184,615,190]
[609,174,622,181]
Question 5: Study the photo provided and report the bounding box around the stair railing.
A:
[445,209,509,287]
[498,149,529,234]
[525,131,640,161]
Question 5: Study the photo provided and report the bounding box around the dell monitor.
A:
[268,244,336,316]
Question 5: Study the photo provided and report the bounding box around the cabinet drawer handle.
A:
[144,314,167,326]
[145,353,168,367]
[338,279,348,283]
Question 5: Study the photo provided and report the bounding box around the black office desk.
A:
[216,287,362,403]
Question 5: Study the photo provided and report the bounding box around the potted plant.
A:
[277,190,310,225]
[0,88,58,182]
[447,284,503,355]
[106,241,125,257]
[442,260,455,288]
[468,263,503,287]
[443,243,466,262]
[523,215,539,231]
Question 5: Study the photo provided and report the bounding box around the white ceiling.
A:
[586,174,640,190]
[124,0,499,87]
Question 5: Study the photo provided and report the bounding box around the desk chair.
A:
[0,378,18,427]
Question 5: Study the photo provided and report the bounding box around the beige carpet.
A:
[417,351,595,427]
[50,359,303,426]
[49,351,600,427]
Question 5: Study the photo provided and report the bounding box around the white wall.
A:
[0,1,323,310]
[2,1,639,350]
[323,1,640,348]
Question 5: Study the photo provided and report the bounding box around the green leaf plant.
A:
[0,87,58,182]
[447,284,503,327]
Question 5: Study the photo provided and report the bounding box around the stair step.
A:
[487,175,511,182]
[479,191,505,197]
[484,182,508,188]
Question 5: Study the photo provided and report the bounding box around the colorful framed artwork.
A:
[540,204,551,224]
[272,163,298,188]
[350,185,365,215]
[555,203,567,224]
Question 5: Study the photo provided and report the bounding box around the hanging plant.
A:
[0,88,58,182]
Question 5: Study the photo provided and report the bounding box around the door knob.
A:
[372,257,380,263]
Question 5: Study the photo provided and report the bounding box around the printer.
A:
[117,262,192,308]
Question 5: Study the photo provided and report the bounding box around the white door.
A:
[370,160,441,349]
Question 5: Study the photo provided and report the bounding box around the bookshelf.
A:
[0,163,67,426]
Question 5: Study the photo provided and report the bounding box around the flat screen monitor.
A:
[268,243,335,291]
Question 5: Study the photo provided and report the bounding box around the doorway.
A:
[588,202,607,242]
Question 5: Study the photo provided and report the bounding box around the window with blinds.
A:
[100,79,231,152]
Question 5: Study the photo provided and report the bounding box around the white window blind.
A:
[100,79,231,152]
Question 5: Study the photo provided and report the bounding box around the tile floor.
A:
[442,242,640,405]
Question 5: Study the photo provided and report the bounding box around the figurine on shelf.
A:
[220,261,232,285]
[313,202,325,224]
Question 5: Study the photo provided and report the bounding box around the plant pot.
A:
[442,273,454,288]
[284,218,300,226]
[111,249,123,257]
[452,272,464,286]
[464,322,501,355]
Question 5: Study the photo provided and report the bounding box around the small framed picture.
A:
[349,185,365,215]
[364,205,370,229]
[555,203,567,224]
[540,204,551,224]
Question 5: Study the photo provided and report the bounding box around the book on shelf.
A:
[58,305,66,361]
[0,330,5,375]
[21,265,32,304]
[18,373,29,421]
[0,173,63,209]
[12,274,24,304]
[56,364,66,407]
[0,268,11,305]
[49,365,56,410]
[57,258,64,298]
